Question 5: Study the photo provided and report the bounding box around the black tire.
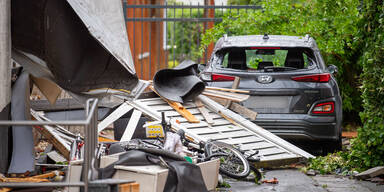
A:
[205,141,250,179]
[137,147,186,161]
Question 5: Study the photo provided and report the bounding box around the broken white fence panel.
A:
[121,96,314,164]
[98,102,133,132]
[120,109,142,142]
[198,95,315,159]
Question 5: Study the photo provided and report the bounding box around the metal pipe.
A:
[0,99,98,126]
[124,4,261,9]
[0,182,85,188]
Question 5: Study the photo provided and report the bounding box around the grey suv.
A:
[200,34,342,153]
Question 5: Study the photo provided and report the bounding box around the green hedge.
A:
[348,0,384,169]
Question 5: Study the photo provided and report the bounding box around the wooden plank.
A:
[33,125,70,160]
[218,111,242,127]
[202,89,249,102]
[31,171,64,179]
[0,177,49,183]
[119,182,140,192]
[166,100,200,123]
[205,86,250,94]
[225,76,240,108]
[163,108,203,117]
[98,136,117,142]
[356,166,384,180]
[209,97,257,120]
[342,131,357,138]
[149,104,197,112]
[195,99,214,125]
[98,102,133,132]
[149,85,199,123]
[120,110,142,142]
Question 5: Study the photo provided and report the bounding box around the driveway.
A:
[219,169,384,192]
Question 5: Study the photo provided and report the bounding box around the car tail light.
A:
[211,73,235,81]
[291,73,331,82]
[312,102,334,114]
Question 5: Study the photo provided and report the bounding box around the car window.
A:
[218,47,315,71]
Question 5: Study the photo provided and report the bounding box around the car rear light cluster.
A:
[312,102,334,114]
[291,73,331,82]
[200,73,236,82]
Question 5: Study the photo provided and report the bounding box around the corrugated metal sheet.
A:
[67,0,135,74]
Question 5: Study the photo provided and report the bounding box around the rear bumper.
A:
[252,114,340,141]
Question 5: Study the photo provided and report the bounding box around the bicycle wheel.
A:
[205,141,250,179]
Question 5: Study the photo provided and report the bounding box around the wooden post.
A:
[0,0,12,174]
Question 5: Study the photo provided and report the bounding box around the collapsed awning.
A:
[11,0,139,96]
[66,0,136,75]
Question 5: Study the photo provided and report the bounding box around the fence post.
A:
[0,0,12,174]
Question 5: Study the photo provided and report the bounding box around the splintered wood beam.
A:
[194,99,214,125]
[149,86,199,123]
[166,100,200,123]
[33,125,70,160]
[225,76,241,108]
[31,171,64,179]
[0,177,49,183]
[208,96,257,120]
[202,89,249,102]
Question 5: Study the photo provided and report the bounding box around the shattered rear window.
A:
[218,47,316,71]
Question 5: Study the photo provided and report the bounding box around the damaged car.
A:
[200,34,342,154]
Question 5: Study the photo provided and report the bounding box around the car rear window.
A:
[218,47,316,71]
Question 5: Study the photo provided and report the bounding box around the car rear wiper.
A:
[263,66,297,72]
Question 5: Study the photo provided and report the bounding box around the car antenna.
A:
[223,34,228,42]
[263,33,269,40]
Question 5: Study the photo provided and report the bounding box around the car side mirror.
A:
[327,65,338,74]
[197,63,206,73]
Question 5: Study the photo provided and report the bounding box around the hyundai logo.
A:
[257,75,273,84]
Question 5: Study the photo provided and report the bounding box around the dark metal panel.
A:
[0,104,10,174]
[11,0,138,94]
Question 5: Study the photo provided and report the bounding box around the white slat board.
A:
[129,97,314,163]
